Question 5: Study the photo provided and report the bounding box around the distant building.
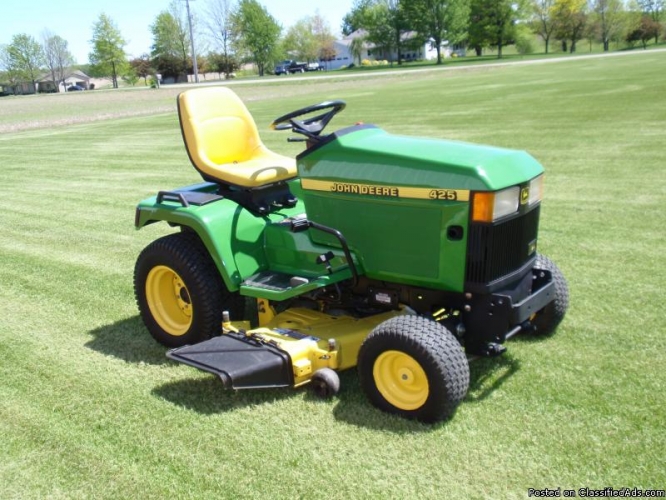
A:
[1,70,111,95]
[323,29,465,70]
[322,30,367,70]
[1,81,38,95]
[37,70,92,92]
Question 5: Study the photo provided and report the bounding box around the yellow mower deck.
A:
[167,307,406,390]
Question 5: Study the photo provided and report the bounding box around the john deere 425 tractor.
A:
[134,87,568,423]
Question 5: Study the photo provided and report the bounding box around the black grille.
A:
[466,206,540,285]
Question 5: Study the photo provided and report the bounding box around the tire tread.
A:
[134,232,242,346]
[358,315,470,423]
[532,254,569,335]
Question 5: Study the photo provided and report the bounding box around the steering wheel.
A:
[270,101,346,139]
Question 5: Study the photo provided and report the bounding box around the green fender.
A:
[135,186,302,292]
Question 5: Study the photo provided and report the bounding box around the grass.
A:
[1,51,665,499]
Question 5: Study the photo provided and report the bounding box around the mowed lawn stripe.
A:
[0,51,664,498]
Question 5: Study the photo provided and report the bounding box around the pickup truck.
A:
[306,62,323,71]
[274,60,308,75]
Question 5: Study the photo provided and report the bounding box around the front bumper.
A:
[463,268,555,354]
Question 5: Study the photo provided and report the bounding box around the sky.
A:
[1,0,355,64]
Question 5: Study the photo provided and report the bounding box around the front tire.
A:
[134,232,243,347]
[531,254,569,336]
[311,368,340,399]
[358,316,469,423]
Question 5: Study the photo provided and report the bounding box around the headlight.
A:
[472,186,520,222]
[527,175,543,206]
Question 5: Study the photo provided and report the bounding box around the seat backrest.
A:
[178,87,262,179]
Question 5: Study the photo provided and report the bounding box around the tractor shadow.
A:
[87,316,296,413]
[328,372,439,433]
[85,316,171,365]
[330,355,521,432]
[86,317,521,426]
[152,378,295,415]
[465,355,521,403]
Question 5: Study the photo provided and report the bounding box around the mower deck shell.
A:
[168,307,407,389]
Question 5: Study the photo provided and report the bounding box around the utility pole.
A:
[183,0,199,83]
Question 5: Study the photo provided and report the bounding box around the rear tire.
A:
[531,254,569,336]
[358,316,469,423]
[134,232,243,347]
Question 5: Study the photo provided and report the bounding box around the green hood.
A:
[299,127,544,191]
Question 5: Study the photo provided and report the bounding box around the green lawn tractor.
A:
[134,87,569,423]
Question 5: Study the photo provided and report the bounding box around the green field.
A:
[1,52,664,499]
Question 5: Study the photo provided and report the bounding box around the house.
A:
[37,70,93,92]
[1,70,110,95]
[1,81,38,95]
[322,30,369,70]
[323,29,465,70]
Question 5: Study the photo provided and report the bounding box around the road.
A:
[169,48,666,89]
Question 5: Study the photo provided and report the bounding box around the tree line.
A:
[1,0,664,91]
[344,0,665,63]
[0,0,335,90]
[148,0,335,79]
[1,31,75,92]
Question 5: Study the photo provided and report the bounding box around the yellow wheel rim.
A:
[373,350,429,410]
[145,265,193,336]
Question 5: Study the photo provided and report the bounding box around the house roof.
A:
[37,69,91,82]
[337,29,369,48]
[338,29,426,49]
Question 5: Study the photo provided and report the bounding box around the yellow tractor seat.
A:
[178,87,297,188]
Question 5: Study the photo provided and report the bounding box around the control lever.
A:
[316,251,335,274]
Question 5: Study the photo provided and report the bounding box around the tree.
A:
[349,35,366,65]
[404,0,470,64]
[282,14,335,62]
[150,1,193,81]
[553,0,588,52]
[319,42,337,64]
[195,53,209,77]
[311,12,337,62]
[283,18,320,61]
[468,0,518,58]
[129,54,154,85]
[626,15,662,46]
[42,31,75,92]
[122,69,140,86]
[204,0,238,78]
[591,0,625,50]
[6,34,45,91]
[531,0,558,53]
[341,0,409,65]
[208,51,240,78]
[365,0,409,65]
[342,0,375,35]
[637,0,664,42]
[231,0,281,76]
[89,13,127,88]
[583,15,599,51]
[0,45,22,93]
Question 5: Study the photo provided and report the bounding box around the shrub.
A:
[515,25,535,55]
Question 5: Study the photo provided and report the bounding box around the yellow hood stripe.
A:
[301,179,470,202]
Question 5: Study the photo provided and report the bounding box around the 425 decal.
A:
[428,189,458,201]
